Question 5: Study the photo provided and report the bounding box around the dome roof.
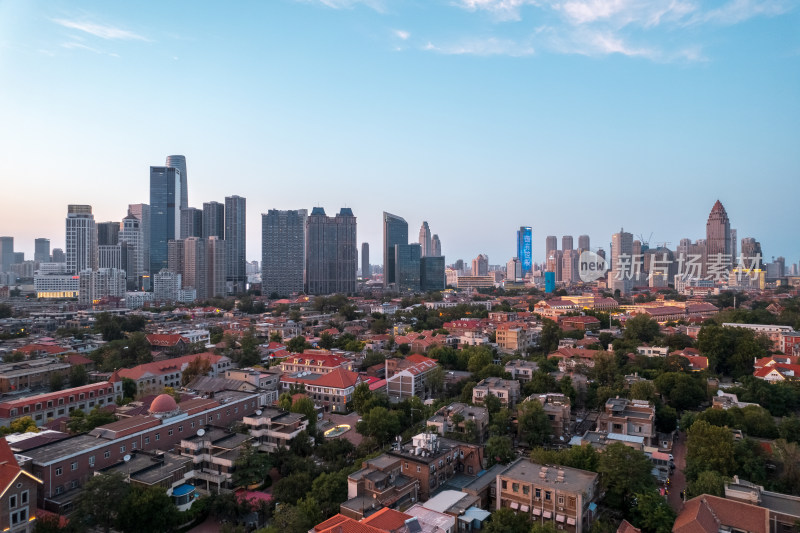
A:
[150,394,178,414]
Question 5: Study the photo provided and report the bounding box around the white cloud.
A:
[455,0,541,21]
[60,41,120,57]
[53,18,150,41]
[687,0,792,25]
[300,0,386,11]
[557,0,698,28]
[424,37,534,56]
[394,29,410,40]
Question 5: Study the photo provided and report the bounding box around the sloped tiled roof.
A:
[145,334,190,347]
[673,495,768,533]
[118,352,225,380]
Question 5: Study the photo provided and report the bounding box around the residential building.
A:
[559,316,601,331]
[306,207,357,295]
[504,360,539,383]
[597,398,656,446]
[426,403,489,444]
[0,358,70,393]
[0,237,14,272]
[279,367,361,413]
[496,458,599,532]
[177,427,253,491]
[120,213,144,290]
[261,209,307,297]
[206,236,227,298]
[361,242,369,278]
[242,408,309,452]
[202,201,225,239]
[224,195,246,294]
[384,212,408,288]
[34,238,50,264]
[673,495,768,533]
[495,322,538,352]
[609,229,633,296]
[127,204,150,276]
[385,354,439,402]
[472,377,521,408]
[117,353,233,397]
[149,166,181,273]
[724,476,800,533]
[528,393,571,440]
[342,454,418,519]
[507,258,522,282]
[471,254,488,277]
[280,352,354,374]
[78,268,126,304]
[0,381,123,427]
[0,438,41,532]
[65,205,96,274]
[180,207,203,239]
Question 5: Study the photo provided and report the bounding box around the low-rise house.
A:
[597,398,656,447]
[342,454,418,519]
[528,393,571,441]
[117,352,232,397]
[426,403,489,444]
[280,367,361,413]
[242,408,309,452]
[0,358,71,394]
[504,359,539,383]
[673,495,768,533]
[178,428,253,492]
[724,476,800,533]
[279,351,353,374]
[496,458,599,532]
[636,345,669,357]
[495,322,539,352]
[0,438,42,532]
[385,354,439,402]
[472,377,521,408]
[559,316,601,332]
[145,334,191,355]
[0,381,123,427]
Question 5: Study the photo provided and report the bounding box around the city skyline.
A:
[0,1,797,264]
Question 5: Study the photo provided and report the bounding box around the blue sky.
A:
[0,0,798,267]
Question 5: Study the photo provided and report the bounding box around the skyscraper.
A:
[0,237,14,272]
[431,235,442,257]
[262,209,307,297]
[34,238,50,264]
[97,222,120,246]
[578,235,590,253]
[419,221,432,258]
[165,155,188,211]
[507,257,522,281]
[562,235,574,251]
[545,236,558,266]
[149,166,181,274]
[128,204,150,275]
[383,212,408,288]
[472,254,489,276]
[51,248,65,263]
[306,207,357,295]
[120,214,143,290]
[207,236,227,298]
[740,238,763,269]
[517,226,532,276]
[420,256,445,292]
[203,201,225,239]
[706,200,732,267]
[609,228,633,295]
[183,237,207,300]
[180,207,203,239]
[361,242,370,279]
[395,243,422,292]
[225,195,246,294]
[66,205,97,274]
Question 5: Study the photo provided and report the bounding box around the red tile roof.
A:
[118,352,225,380]
[361,507,412,531]
[145,334,190,347]
[673,495,768,533]
[15,344,70,355]
[281,367,361,390]
[0,438,41,498]
[65,353,94,366]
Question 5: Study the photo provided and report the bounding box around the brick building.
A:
[472,377,521,408]
[0,359,71,394]
[597,398,656,447]
[117,352,233,397]
[0,439,41,533]
[0,381,123,427]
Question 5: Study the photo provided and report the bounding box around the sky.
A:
[0,0,798,267]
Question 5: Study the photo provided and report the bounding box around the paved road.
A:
[667,431,687,512]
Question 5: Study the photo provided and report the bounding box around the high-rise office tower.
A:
[562,235,574,251]
[149,166,182,274]
[168,239,185,278]
[97,222,120,246]
[0,237,14,272]
[306,207,357,295]
[165,155,188,211]
[225,195,246,294]
[180,207,203,239]
[517,227,532,276]
[730,229,737,265]
[66,205,97,274]
[453,259,464,273]
[609,228,633,295]
[507,257,522,281]
[202,201,225,239]
[383,212,408,288]
[420,256,445,292]
[261,209,307,297]
[51,248,65,263]
[472,254,489,277]
[361,242,370,279]
[545,236,558,268]
[207,236,227,298]
[706,200,732,265]
[562,250,579,284]
[578,235,590,253]
[128,204,150,275]
[183,237,207,300]
[119,214,143,290]
[34,239,50,264]
[740,238,763,269]
[395,243,422,292]
[98,245,123,270]
[419,222,432,257]
[431,235,442,257]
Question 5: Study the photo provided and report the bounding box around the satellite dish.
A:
[123,455,131,462]
[256,410,263,416]
[197,429,206,437]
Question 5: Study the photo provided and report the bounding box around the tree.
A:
[654,373,706,411]
[49,372,65,392]
[686,420,736,481]
[483,508,530,533]
[466,346,493,373]
[319,332,335,350]
[482,393,502,415]
[69,364,88,387]
[290,397,317,431]
[272,471,313,505]
[116,485,179,533]
[427,365,445,396]
[67,407,116,434]
[771,439,800,495]
[778,415,800,443]
[308,470,348,517]
[269,331,283,343]
[687,470,725,498]
[629,381,657,403]
[596,442,655,510]
[238,331,261,367]
[287,336,309,353]
[623,315,660,343]
[122,377,137,400]
[356,406,402,445]
[485,436,514,466]
[629,490,677,533]
[539,319,560,353]
[517,400,551,447]
[530,444,599,473]
[3,416,38,435]
[181,355,213,385]
[74,472,130,533]
[232,440,270,488]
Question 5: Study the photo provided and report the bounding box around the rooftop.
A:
[500,458,598,493]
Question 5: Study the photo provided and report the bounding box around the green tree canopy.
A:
[485,436,515,466]
[686,420,736,481]
[517,400,551,448]
[75,472,130,533]
[597,442,655,510]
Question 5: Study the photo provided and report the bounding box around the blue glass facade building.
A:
[517,226,532,276]
[149,166,181,274]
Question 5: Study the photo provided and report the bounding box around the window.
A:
[71,461,77,471]
[178,425,183,433]
[120,445,126,453]
[535,488,541,499]
[523,486,530,495]
[168,429,173,436]
[131,441,137,450]
[104,451,110,459]
[558,495,564,505]
[417,466,421,473]
[545,491,551,501]
[502,480,507,490]
[155,434,160,441]
[21,491,28,504]
[144,436,150,444]
[88,457,95,468]
[55,486,63,495]
[55,467,62,476]
[70,480,78,489]
[9,495,16,508]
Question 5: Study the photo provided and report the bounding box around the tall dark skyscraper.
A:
[706,200,732,266]
[51,248,65,263]
[383,212,408,288]
[420,255,445,291]
[418,221,431,257]
[361,242,369,278]
[0,237,14,272]
[165,155,188,211]
[225,195,246,294]
[97,222,120,246]
[517,226,532,276]
[203,201,225,239]
[306,207,357,295]
[578,235,590,253]
[431,235,442,257]
[395,243,421,292]
[562,235,574,251]
[34,238,50,263]
[262,209,307,297]
[180,207,203,239]
[149,166,181,274]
